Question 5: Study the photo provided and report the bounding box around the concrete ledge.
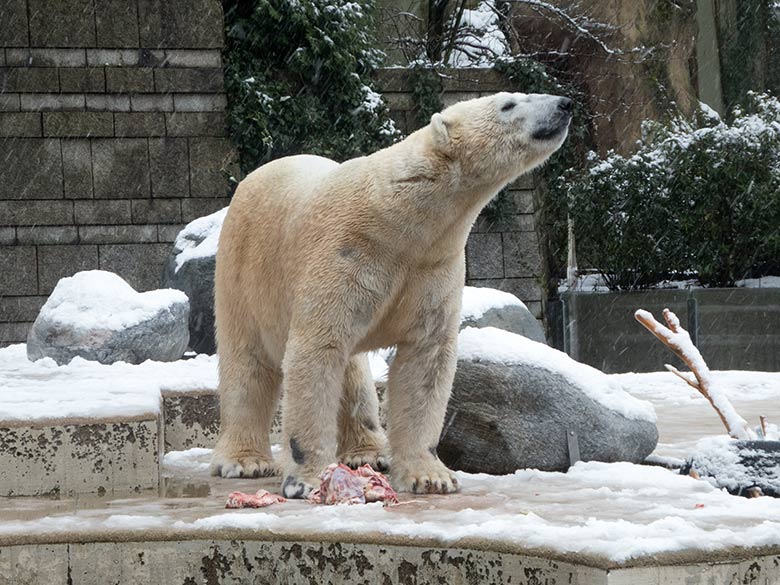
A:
[0,534,778,584]
[161,389,219,451]
[0,416,160,497]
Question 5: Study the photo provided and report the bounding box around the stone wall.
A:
[375,68,544,321]
[0,0,234,345]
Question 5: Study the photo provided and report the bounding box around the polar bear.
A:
[210,92,571,497]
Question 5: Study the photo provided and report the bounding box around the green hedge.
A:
[566,92,780,290]
[223,0,398,176]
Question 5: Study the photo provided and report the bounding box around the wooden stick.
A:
[635,308,753,440]
[760,415,768,438]
[664,364,700,391]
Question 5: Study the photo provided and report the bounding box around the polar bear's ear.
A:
[430,112,450,147]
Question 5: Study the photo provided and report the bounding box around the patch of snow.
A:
[367,351,388,382]
[460,286,526,320]
[698,100,721,123]
[559,272,780,293]
[37,271,188,332]
[458,327,657,422]
[173,207,228,272]
[447,1,509,67]
[162,448,213,473]
[0,339,391,422]
[0,344,217,422]
[685,436,778,493]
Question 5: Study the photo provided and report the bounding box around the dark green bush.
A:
[223,0,399,176]
[566,92,780,290]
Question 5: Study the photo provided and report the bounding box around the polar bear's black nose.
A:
[558,97,573,113]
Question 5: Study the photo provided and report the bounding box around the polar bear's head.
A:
[429,92,571,185]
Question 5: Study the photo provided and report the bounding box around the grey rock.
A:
[439,349,658,474]
[27,271,189,365]
[163,252,216,354]
[162,208,226,354]
[460,303,546,344]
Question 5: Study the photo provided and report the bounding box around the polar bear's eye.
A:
[501,101,516,112]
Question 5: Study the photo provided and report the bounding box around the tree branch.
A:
[634,308,756,440]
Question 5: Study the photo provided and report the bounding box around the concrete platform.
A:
[1,348,779,583]
[3,537,777,585]
[0,415,160,497]
[2,459,779,585]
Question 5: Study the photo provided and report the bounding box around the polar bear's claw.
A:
[393,460,459,494]
[210,453,278,479]
[340,450,389,472]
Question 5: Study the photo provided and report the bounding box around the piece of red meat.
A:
[225,489,287,509]
[308,463,399,506]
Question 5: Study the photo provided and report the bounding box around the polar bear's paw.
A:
[210,452,279,479]
[392,459,459,494]
[340,449,390,472]
[281,473,317,499]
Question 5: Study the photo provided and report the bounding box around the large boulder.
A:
[162,208,227,354]
[438,327,658,474]
[460,286,546,343]
[27,270,189,365]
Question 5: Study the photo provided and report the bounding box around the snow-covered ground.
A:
[1,340,779,562]
[0,343,217,421]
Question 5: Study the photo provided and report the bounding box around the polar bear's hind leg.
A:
[337,353,389,471]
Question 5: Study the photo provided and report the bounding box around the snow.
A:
[3,458,780,563]
[0,343,389,422]
[560,272,780,293]
[36,270,188,332]
[0,344,217,422]
[458,327,657,422]
[2,340,780,562]
[686,436,780,494]
[447,1,509,67]
[173,207,228,272]
[460,286,526,320]
[162,447,213,473]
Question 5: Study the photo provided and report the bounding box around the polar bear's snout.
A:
[530,96,572,141]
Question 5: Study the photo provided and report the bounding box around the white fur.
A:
[210,92,571,496]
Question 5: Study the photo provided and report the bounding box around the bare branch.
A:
[635,308,756,440]
[504,0,649,59]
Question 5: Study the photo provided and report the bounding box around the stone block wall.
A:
[375,69,544,320]
[0,0,234,345]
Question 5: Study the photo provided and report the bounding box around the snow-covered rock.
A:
[682,436,780,498]
[27,271,190,365]
[460,286,546,343]
[162,207,227,354]
[439,327,658,474]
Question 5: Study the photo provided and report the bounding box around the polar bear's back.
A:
[214,154,340,357]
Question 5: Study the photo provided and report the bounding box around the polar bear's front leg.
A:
[387,333,460,494]
[279,335,349,498]
[210,350,281,479]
